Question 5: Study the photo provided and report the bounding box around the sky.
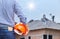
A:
[15,0,60,23]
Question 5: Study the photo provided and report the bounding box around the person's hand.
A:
[20,17,26,25]
[8,26,13,31]
[21,22,26,25]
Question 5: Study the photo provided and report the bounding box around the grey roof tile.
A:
[28,20,60,30]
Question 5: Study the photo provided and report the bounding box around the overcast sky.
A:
[15,0,60,23]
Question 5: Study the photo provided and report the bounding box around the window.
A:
[43,35,52,39]
[49,35,52,39]
[20,37,25,39]
[28,36,31,39]
[43,35,47,39]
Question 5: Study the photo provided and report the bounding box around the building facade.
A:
[16,16,60,39]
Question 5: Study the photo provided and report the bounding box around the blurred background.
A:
[14,0,60,23]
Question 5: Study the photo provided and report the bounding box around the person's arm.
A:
[14,0,26,24]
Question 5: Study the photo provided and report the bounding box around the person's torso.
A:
[0,0,15,27]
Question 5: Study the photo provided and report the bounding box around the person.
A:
[0,0,26,39]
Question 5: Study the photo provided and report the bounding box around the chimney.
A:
[52,16,55,22]
[49,13,55,22]
[43,14,46,18]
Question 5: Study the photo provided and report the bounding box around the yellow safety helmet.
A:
[14,23,29,36]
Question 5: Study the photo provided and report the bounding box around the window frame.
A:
[43,34,52,39]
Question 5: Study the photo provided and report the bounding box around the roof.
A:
[28,19,60,30]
